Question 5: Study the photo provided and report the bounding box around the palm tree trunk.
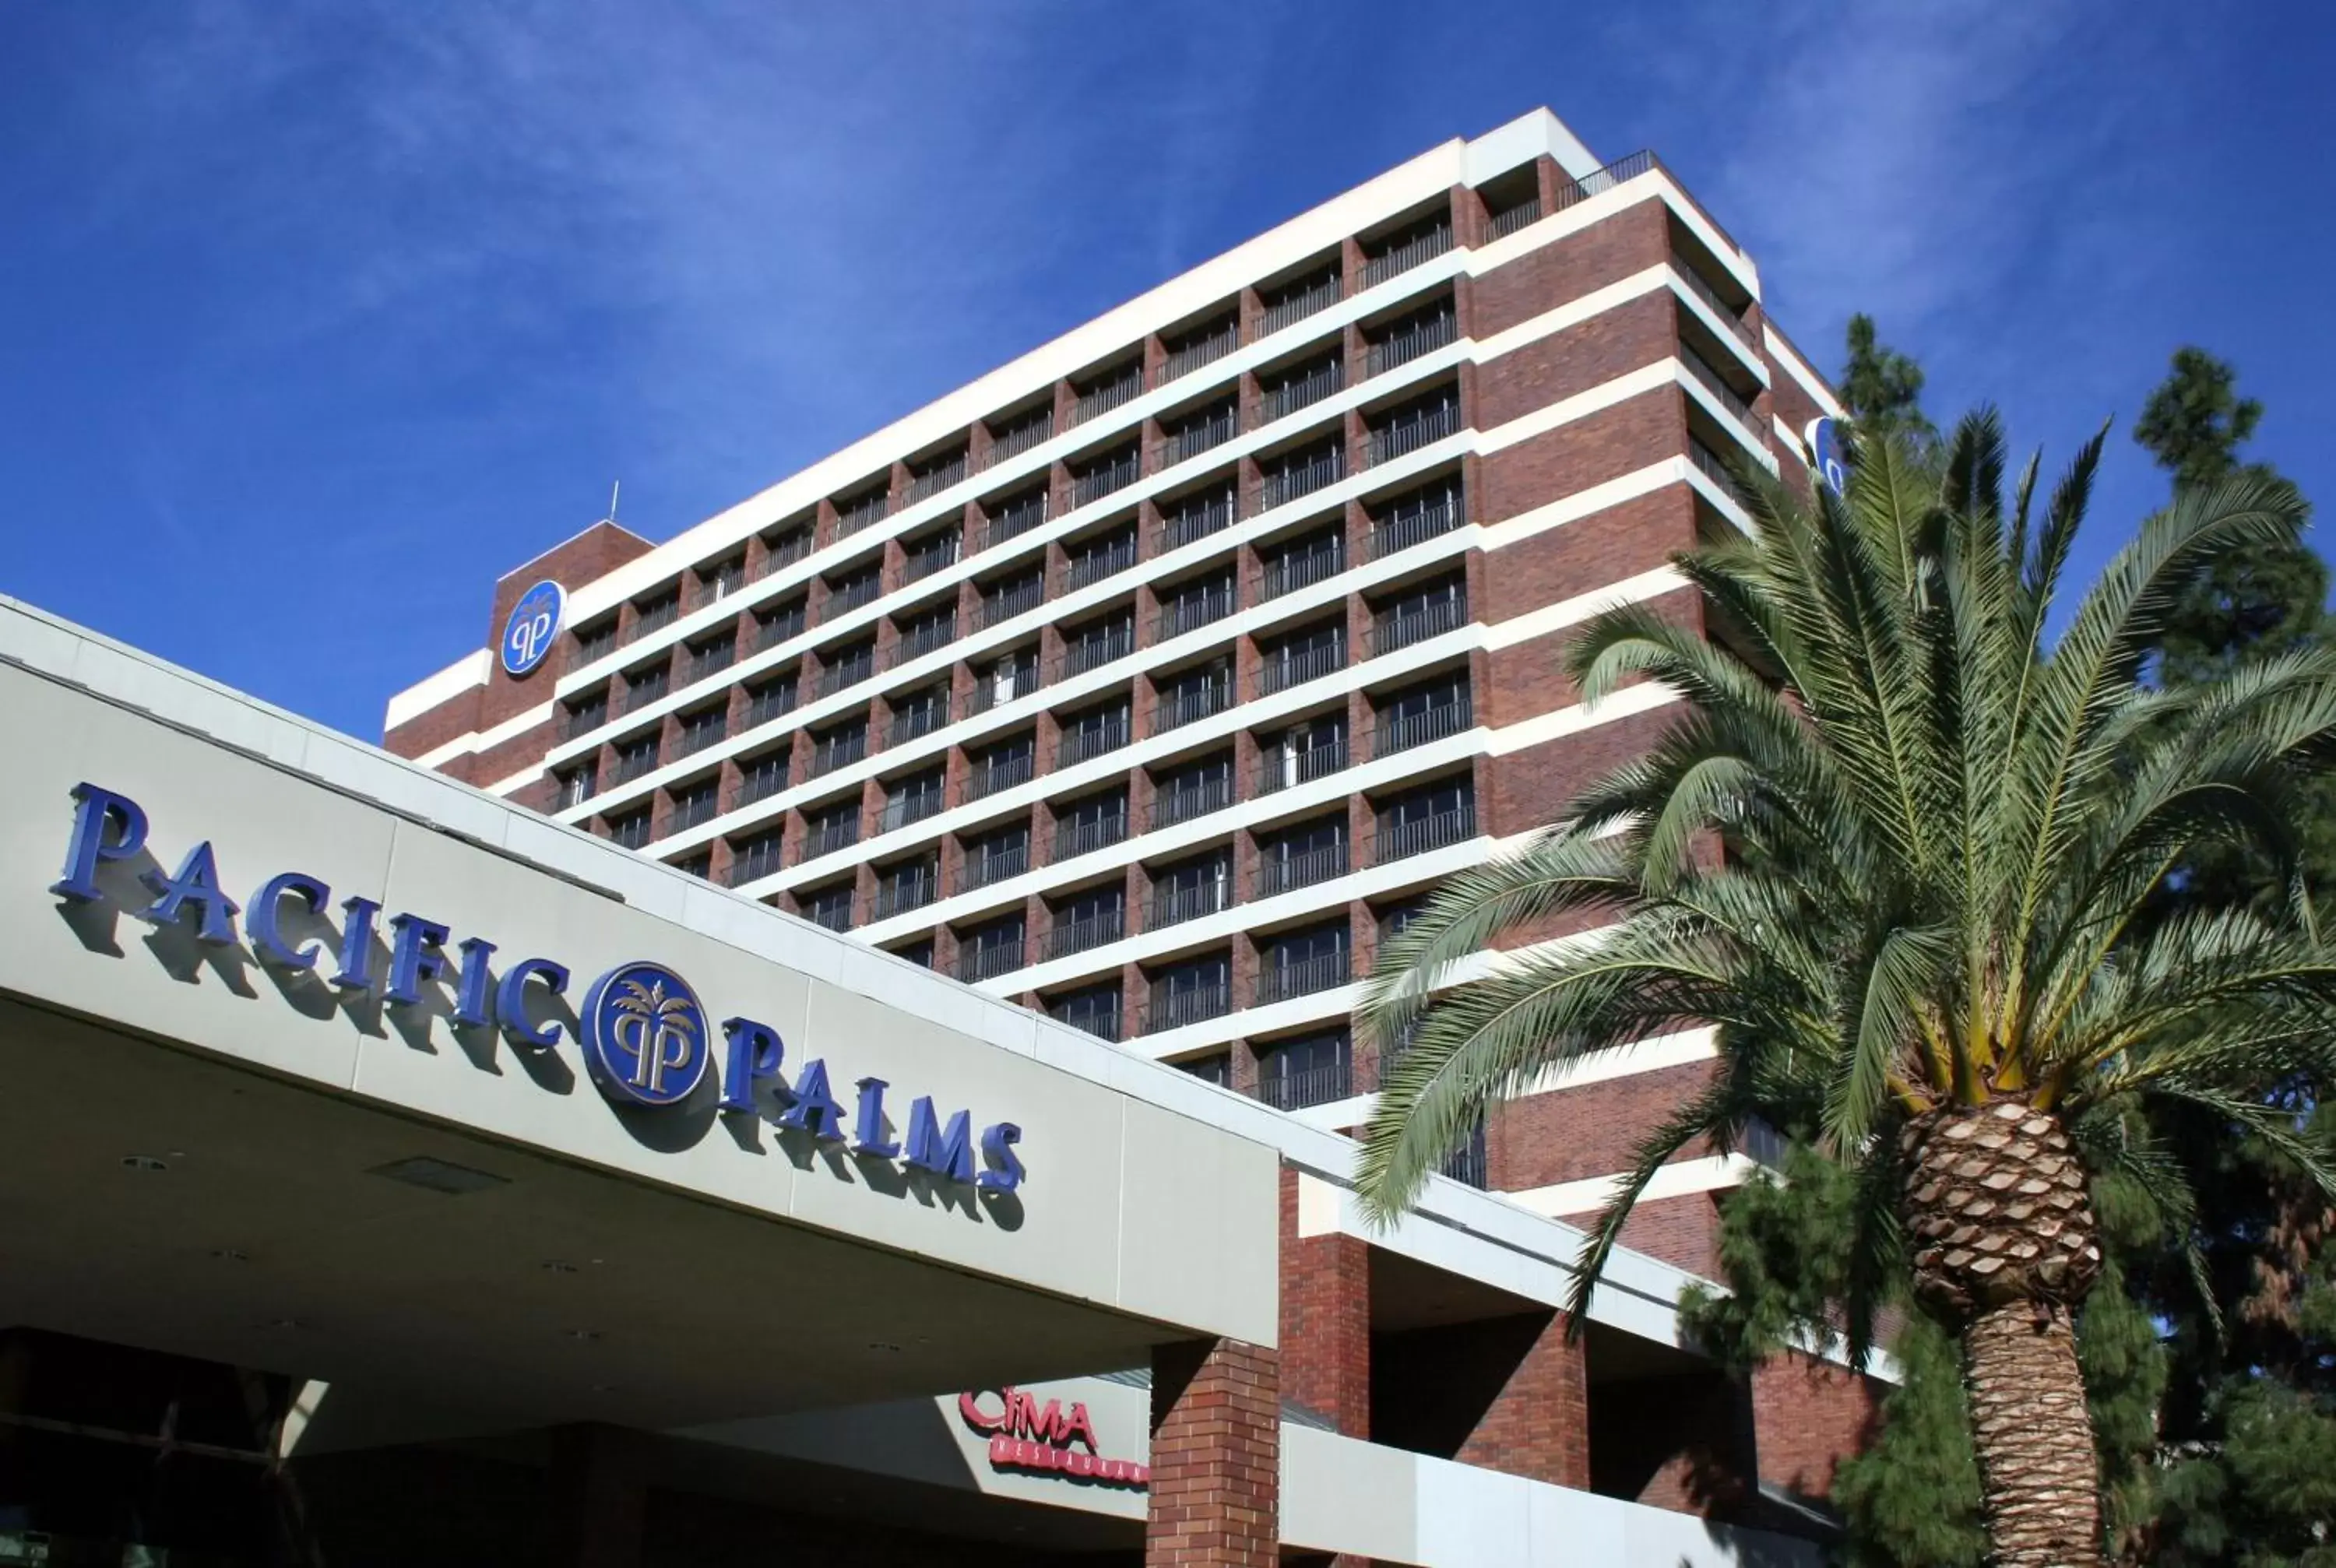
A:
[1962,1297,2101,1566]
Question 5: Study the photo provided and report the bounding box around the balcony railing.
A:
[1261,536,1345,600]
[1257,947,1350,1005]
[804,897,855,933]
[966,750,1036,800]
[801,817,861,861]
[1374,696,1472,755]
[988,408,1055,466]
[763,529,814,572]
[907,452,968,501]
[1261,272,1340,336]
[966,664,1047,715]
[1690,438,1736,492]
[1044,905,1125,960]
[1258,634,1342,695]
[737,762,788,807]
[1160,490,1236,551]
[978,575,1045,628]
[631,596,680,641]
[877,790,942,834]
[829,574,882,615]
[1060,712,1131,767]
[894,613,959,664]
[1153,678,1230,733]
[1366,397,1462,466]
[1054,810,1128,860]
[1053,999,1124,1042]
[1441,1123,1489,1188]
[574,627,617,666]
[1165,405,1237,465]
[726,838,784,886]
[1074,449,1140,507]
[1066,533,1138,590]
[1162,322,1238,382]
[1370,594,1467,654]
[965,841,1029,890]
[983,493,1050,549]
[745,682,799,729]
[756,607,807,650]
[622,673,668,713]
[668,790,719,835]
[1258,838,1349,897]
[612,746,660,786]
[902,533,962,583]
[1256,738,1348,795]
[1261,359,1342,424]
[1258,1058,1352,1112]
[1361,220,1452,288]
[1061,622,1135,678]
[1262,446,1345,510]
[1146,877,1229,930]
[1156,584,1234,640]
[1145,979,1231,1034]
[1151,774,1232,828]
[1681,344,1756,426]
[1370,487,1463,557]
[1551,148,1660,216]
[1487,195,1543,238]
[872,871,938,920]
[887,699,949,747]
[957,937,1027,984]
[1374,800,1478,863]
[835,492,889,539]
[1364,308,1457,378]
[563,704,608,740]
[676,717,726,758]
[808,730,867,776]
[816,652,874,698]
[688,639,738,681]
[1672,253,1755,343]
[1071,370,1142,428]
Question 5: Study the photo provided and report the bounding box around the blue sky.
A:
[4,1,2331,740]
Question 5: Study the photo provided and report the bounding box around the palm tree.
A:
[1356,415,2336,1566]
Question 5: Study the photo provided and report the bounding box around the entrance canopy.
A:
[0,602,1278,1451]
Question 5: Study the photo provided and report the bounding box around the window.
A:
[1258,716,1347,794]
[1048,983,1124,1042]
[668,778,719,834]
[573,620,618,666]
[558,764,596,810]
[1360,212,1453,287]
[762,524,813,572]
[624,663,669,712]
[894,604,958,664]
[1177,1053,1232,1087]
[983,485,1050,547]
[881,767,945,831]
[969,648,1044,714]
[803,882,856,932]
[1258,925,1349,1005]
[802,800,860,861]
[1261,352,1342,423]
[677,705,726,758]
[875,856,939,919]
[756,598,807,650]
[1156,574,1234,640]
[835,487,889,538]
[608,808,652,851]
[987,405,1054,466]
[1054,789,1128,860]
[1060,700,1131,767]
[966,823,1032,889]
[1261,265,1340,334]
[1261,439,1345,510]
[888,684,952,745]
[908,448,969,501]
[827,564,882,615]
[1371,575,1467,653]
[688,634,737,680]
[1376,898,1430,942]
[1063,615,1135,677]
[671,850,712,881]
[1150,754,1233,828]
[1045,885,1125,958]
[1369,478,1465,558]
[1365,386,1462,466]
[1155,661,1231,732]
[968,734,1035,800]
[1070,362,1142,427]
[1065,525,1138,589]
[1375,674,1472,754]
[563,691,609,738]
[1259,622,1343,694]
[1258,1029,1352,1110]
[978,570,1044,628]
[746,674,798,728]
[1073,445,1139,506]
[738,751,788,806]
[1148,851,1230,928]
[631,591,681,639]
[1375,778,1476,862]
[701,557,746,605]
[1146,954,1231,1032]
[902,527,962,583]
[1260,526,1344,599]
[956,916,1027,983]
[1159,486,1234,550]
[1364,298,1458,377]
[816,640,876,697]
[1258,817,1348,896]
[809,719,868,777]
[1164,399,1237,464]
[613,732,660,784]
[888,939,935,969]
[728,828,784,886]
[1161,315,1237,381]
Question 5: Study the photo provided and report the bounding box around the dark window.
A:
[802,800,860,860]
[1374,779,1477,862]
[668,778,719,834]
[1146,955,1232,1032]
[573,620,618,665]
[739,751,789,805]
[728,828,785,885]
[969,733,1036,800]
[874,857,939,919]
[983,485,1050,547]
[1375,674,1472,754]
[564,691,609,738]
[1048,983,1124,1042]
[756,599,808,649]
[624,663,669,712]
[956,916,1028,983]
[1155,660,1232,731]
[1178,1053,1232,1086]
[1258,925,1350,1005]
[558,764,597,810]
[762,525,814,571]
[1046,885,1125,958]
[1258,716,1348,794]
[1148,852,1230,927]
[1054,789,1129,859]
[1260,526,1345,599]
[1258,1029,1352,1110]
[880,767,946,831]
[809,719,868,777]
[804,882,857,932]
[677,705,727,757]
[614,732,660,784]
[1259,817,1349,896]
[1259,622,1343,694]
[608,809,652,851]
[966,823,1032,888]
[1060,700,1131,767]
[631,591,681,639]
[1151,754,1233,828]
[1066,525,1138,589]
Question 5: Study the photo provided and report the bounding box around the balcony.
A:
[1681,344,1757,426]
[966,841,1031,890]
[563,702,608,740]
[957,937,1027,984]
[1054,810,1128,861]
[887,698,949,747]
[829,574,882,616]
[1374,800,1478,863]
[1074,448,1140,507]
[815,651,874,698]
[1060,712,1131,767]
[631,596,680,641]
[892,613,959,666]
[1360,219,1452,288]
[1365,308,1457,378]
[1262,445,1345,511]
[1369,487,1464,557]
[902,533,962,584]
[1044,905,1125,960]
[612,745,660,786]
[806,896,856,934]
[966,750,1036,801]
[745,681,799,729]
[1162,321,1237,382]
[1165,404,1237,466]
[967,664,1047,715]
[1374,696,1473,756]
[1689,438,1737,493]
[1257,947,1349,1005]
[1052,997,1124,1042]
[1071,369,1142,429]
[676,715,727,759]
[756,606,807,650]
[1261,272,1340,336]
[877,789,942,834]
[1153,677,1230,733]
[1258,838,1349,897]
[763,529,814,573]
[1156,584,1234,641]
[987,409,1054,466]
[808,729,868,777]
[1261,536,1346,599]
[1672,253,1755,344]
[1060,622,1135,679]
[835,490,889,539]
[1256,738,1348,796]
[873,870,938,920]
[1365,396,1462,466]
[668,789,719,835]
[1146,877,1229,930]
[573,626,617,666]
[1258,1057,1352,1113]
[726,838,784,887]
[1261,359,1342,424]
[1258,634,1342,695]
[1150,774,1232,829]
[737,761,789,807]
[622,673,669,713]
[1440,1122,1490,1188]
[907,452,968,501]
[1145,978,1231,1034]
[1487,195,1543,238]
[802,816,861,861]
[1066,533,1138,590]
[977,575,1045,628]
[688,639,737,681]
[1160,490,1236,551]
[1370,593,1466,654]
[983,493,1050,549]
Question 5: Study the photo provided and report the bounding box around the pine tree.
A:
[1840,314,1937,441]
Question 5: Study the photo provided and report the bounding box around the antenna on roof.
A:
[606,480,622,526]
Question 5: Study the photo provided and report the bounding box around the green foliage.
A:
[1677,1149,1859,1373]
[1840,315,1937,441]
[1833,1315,1988,1567]
[2080,1253,2171,1556]
[2159,1382,2336,1567]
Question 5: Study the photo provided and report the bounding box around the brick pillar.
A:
[1149,1337,1279,1566]
[1279,1168,1370,1436]
[1458,1310,1590,1488]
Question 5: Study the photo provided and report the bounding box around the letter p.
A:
[51,783,149,902]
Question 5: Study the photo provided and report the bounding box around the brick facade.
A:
[1452,1310,1591,1489]
[1149,1337,1280,1566]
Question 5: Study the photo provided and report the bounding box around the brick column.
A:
[1149,1337,1279,1566]
[1457,1310,1590,1488]
[1279,1168,1370,1436]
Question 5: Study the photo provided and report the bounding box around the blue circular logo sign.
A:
[501,579,566,677]
[579,962,710,1107]
[1806,417,1848,498]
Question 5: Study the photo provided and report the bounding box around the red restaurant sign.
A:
[957,1387,1149,1488]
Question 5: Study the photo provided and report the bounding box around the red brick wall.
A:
[1149,1337,1279,1567]
[1470,199,1669,339]
[1279,1168,1370,1436]
[1751,1349,1882,1502]
[1490,1059,1719,1191]
[1453,1310,1590,1488]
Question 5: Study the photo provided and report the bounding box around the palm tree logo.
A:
[596,968,702,1102]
